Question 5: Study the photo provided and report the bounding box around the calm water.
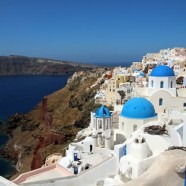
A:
[0,75,70,178]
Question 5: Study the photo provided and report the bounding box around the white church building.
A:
[137,65,186,114]
[119,97,157,138]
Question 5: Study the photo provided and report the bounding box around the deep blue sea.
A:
[0,75,70,178]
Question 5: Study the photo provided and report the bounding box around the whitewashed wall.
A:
[21,157,117,186]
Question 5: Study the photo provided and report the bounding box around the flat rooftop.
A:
[13,164,73,185]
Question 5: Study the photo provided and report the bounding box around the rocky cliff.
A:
[0,55,97,75]
[0,68,106,179]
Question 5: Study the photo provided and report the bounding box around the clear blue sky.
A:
[0,0,186,65]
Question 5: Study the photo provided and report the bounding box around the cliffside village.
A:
[1,47,186,186]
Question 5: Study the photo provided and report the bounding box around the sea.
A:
[0,75,70,178]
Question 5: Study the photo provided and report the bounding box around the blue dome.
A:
[95,105,111,118]
[120,97,157,119]
[150,65,175,77]
[135,68,139,72]
[138,72,145,77]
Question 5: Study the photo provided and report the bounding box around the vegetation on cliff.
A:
[0,68,106,179]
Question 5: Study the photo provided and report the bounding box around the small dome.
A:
[138,72,145,77]
[150,65,175,77]
[134,68,139,72]
[120,97,157,119]
[95,105,111,118]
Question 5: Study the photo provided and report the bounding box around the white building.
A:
[148,65,176,97]
[106,120,183,185]
[91,105,114,150]
[142,48,186,68]
[137,65,186,114]
[119,97,157,138]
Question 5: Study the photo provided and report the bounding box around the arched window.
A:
[123,145,127,156]
[98,120,102,129]
[159,98,163,106]
[171,81,173,88]
[151,80,154,87]
[105,120,108,129]
[133,124,137,131]
[160,81,164,88]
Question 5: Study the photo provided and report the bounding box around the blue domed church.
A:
[90,105,114,150]
[119,97,157,138]
[136,65,186,114]
[147,65,183,114]
[148,65,176,97]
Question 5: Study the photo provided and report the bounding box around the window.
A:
[133,124,137,131]
[159,98,163,106]
[98,120,102,129]
[74,153,78,161]
[105,122,108,129]
[183,103,186,107]
[151,80,154,87]
[104,119,108,130]
[123,145,127,156]
[171,81,173,88]
[90,145,92,152]
[160,81,164,88]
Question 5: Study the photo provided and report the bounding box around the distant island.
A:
[0,55,97,76]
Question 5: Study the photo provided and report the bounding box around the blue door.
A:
[74,166,78,174]
[123,145,127,156]
[74,153,78,161]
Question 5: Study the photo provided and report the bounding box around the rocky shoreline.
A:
[0,68,106,179]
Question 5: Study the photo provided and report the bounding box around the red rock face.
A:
[11,151,19,159]
[45,133,65,146]
[34,137,45,155]
[31,153,43,170]
[31,133,65,170]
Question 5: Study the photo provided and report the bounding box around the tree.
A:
[176,76,184,85]
[143,65,149,74]
[117,90,126,104]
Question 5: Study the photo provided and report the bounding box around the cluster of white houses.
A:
[1,59,186,185]
[142,47,186,66]
[95,48,186,106]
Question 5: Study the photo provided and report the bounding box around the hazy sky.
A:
[0,0,186,65]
